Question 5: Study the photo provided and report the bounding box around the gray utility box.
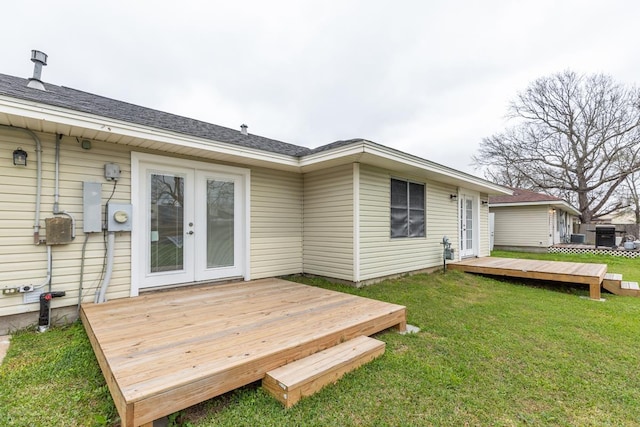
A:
[45,217,73,245]
[570,234,586,244]
[107,203,133,232]
[83,182,103,233]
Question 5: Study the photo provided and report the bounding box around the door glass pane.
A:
[460,200,464,247]
[465,198,473,250]
[207,180,234,268]
[149,173,184,273]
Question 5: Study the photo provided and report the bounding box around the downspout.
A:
[0,125,43,244]
[54,134,76,238]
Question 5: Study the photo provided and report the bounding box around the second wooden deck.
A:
[447,257,608,299]
[81,278,406,427]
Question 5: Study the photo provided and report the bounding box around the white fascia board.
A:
[366,143,509,193]
[490,200,580,215]
[300,140,511,195]
[0,96,299,168]
[558,202,581,216]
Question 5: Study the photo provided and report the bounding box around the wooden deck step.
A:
[263,335,385,408]
[604,273,623,282]
[602,274,640,297]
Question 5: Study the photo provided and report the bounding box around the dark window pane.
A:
[409,209,425,237]
[390,179,407,208]
[391,207,409,238]
[409,182,424,207]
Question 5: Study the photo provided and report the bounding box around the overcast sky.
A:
[2,1,639,176]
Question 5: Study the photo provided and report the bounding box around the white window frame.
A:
[390,178,426,239]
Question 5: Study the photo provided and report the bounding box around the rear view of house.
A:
[0,51,509,333]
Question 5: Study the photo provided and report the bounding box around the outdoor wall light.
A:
[481,200,488,205]
[449,194,458,200]
[13,147,27,166]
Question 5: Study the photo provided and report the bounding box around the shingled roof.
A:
[489,188,563,204]
[489,188,581,215]
[0,71,514,197]
[0,73,313,157]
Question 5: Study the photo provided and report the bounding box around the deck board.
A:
[447,257,607,299]
[81,278,406,426]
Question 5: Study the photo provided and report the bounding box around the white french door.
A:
[459,194,477,257]
[132,153,250,293]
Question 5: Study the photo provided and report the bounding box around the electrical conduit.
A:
[95,232,115,303]
[0,126,50,291]
[54,134,76,238]
[0,125,43,244]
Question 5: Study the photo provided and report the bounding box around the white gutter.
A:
[489,201,580,216]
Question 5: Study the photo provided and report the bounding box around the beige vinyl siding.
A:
[250,167,303,279]
[303,164,354,281]
[491,205,550,247]
[359,165,458,281]
[479,193,490,256]
[0,130,132,317]
[0,128,305,319]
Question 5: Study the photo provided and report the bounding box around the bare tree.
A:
[616,171,640,224]
[630,174,640,225]
[473,70,640,223]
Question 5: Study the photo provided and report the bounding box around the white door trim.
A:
[131,152,251,296]
[459,189,480,258]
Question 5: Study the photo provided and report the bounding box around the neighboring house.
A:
[605,209,637,225]
[0,59,508,331]
[489,188,580,251]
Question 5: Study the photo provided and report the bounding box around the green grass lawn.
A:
[1,255,640,426]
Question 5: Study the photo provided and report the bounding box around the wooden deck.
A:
[80,278,406,427]
[447,257,608,300]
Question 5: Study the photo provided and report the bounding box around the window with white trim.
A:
[390,178,425,238]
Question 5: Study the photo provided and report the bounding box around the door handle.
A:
[186,231,194,235]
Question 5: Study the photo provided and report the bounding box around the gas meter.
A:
[441,236,455,272]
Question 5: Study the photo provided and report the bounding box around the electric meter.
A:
[114,210,129,224]
[106,203,132,231]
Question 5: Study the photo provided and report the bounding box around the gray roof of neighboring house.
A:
[0,73,314,157]
[489,188,564,204]
[489,187,581,215]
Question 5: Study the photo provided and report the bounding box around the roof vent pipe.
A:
[27,50,48,91]
[240,124,248,135]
